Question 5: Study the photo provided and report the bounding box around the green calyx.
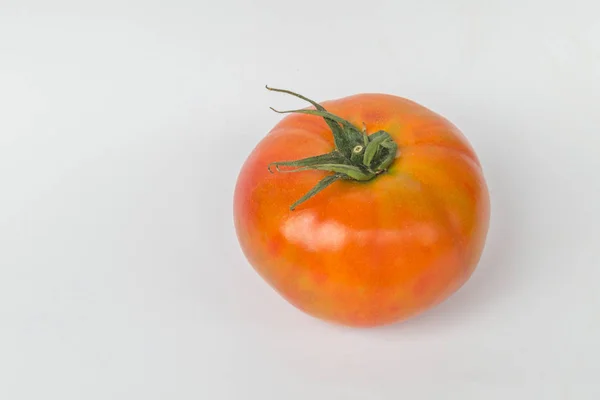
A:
[266,86,398,210]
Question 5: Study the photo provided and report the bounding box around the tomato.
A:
[233,87,490,327]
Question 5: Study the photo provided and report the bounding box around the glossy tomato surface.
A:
[234,93,490,327]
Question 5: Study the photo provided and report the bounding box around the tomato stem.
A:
[266,86,398,210]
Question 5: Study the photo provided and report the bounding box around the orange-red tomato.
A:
[234,87,490,327]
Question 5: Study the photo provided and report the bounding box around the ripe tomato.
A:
[234,87,490,327]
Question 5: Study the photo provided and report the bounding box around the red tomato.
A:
[234,87,490,327]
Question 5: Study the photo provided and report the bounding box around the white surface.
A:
[1,1,599,398]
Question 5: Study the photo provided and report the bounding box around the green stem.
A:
[267,86,399,210]
[266,86,359,156]
[290,174,344,211]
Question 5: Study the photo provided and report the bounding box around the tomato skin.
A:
[234,93,490,327]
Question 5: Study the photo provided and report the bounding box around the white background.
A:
[1,0,599,398]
